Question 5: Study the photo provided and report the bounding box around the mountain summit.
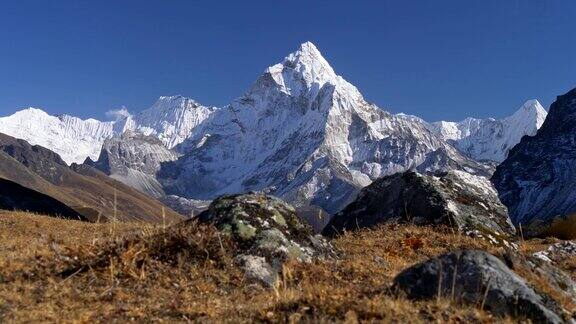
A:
[266,41,338,93]
[158,42,490,213]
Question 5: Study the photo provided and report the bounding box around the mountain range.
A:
[0,42,548,217]
[429,99,547,162]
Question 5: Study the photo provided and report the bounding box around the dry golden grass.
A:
[0,211,557,323]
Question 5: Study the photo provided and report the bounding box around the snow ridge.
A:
[0,108,116,164]
[429,100,548,162]
[0,96,216,164]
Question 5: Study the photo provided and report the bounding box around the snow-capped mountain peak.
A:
[264,42,340,98]
[160,42,490,214]
[506,99,547,128]
[429,100,548,162]
[128,95,217,149]
[0,94,216,165]
[0,42,547,220]
[0,107,116,164]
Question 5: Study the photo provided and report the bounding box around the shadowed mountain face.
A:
[493,88,576,237]
[0,178,84,220]
[0,133,182,223]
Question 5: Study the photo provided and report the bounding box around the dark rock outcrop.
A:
[492,88,576,238]
[324,171,515,242]
[197,193,335,286]
[393,250,563,323]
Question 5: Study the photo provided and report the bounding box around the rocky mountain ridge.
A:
[493,87,576,238]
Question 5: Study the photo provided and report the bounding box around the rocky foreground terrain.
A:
[1,192,576,323]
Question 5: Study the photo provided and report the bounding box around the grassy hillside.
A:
[0,210,569,322]
[0,133,182,223]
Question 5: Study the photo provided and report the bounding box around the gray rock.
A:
[505,250,576,309]
[393,250,563,323]
[533,241,576,264]
[324,171,516,242]
[197,193,336,286]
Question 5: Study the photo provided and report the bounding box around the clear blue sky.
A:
[1,1,574,121]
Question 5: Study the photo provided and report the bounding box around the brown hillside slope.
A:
[0,134,181,223]
[0,178,84,220]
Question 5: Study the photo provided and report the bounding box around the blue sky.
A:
[0,1,574,121]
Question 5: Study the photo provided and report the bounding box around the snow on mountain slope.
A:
[430,100,548,162]
[0,96,215,165]
[0,108,117,164]
[124,95,217,149]
[159,42,491,214]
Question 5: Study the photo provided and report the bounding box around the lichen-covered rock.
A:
[235,254,278,287]
[324,171,516,242]
[393,250,563,323]
[197,193,336,286]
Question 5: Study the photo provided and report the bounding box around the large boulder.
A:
[393,250,563,323]
[197,193,335,286]
[324,171,516,241]
[492,88,576,238]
